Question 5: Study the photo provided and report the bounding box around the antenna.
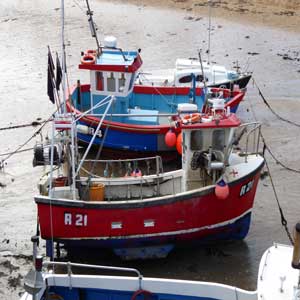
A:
[86,0,101,55]
[207,0,212,65]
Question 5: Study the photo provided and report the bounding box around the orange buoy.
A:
[182,113,201,124]
[81,54,96,65]
[165,129,177,148]
[176,132,182,155]
[215,179,229,200]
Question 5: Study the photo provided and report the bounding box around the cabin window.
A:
[119,73,126,92]
[212,130,225,151]
[196,74,205,82]
[179,75,192,84]
[190,131,203,150]
[107,72,116,92]
[96,72,104,91]
[179,74,206,84]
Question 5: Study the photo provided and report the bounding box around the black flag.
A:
[47,47,55,104]
[56,53,62,91]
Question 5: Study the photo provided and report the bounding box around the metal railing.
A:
[44,261,143,289]
[237,122,262,163]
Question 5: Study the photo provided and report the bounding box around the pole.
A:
[207,0,211,65]
[61,0,67,114]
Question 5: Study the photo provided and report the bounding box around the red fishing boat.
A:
[34,97,264,259]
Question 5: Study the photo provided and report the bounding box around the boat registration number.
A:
[64,213,87,226]
[239,180,254,197]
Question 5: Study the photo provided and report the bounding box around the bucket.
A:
[53,176,68,187]
[89,183,105,201]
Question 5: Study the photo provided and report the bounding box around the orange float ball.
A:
[176,132,182,155]
[215,179,229,200]
[165,130,177,148]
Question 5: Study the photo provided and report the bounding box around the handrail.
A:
[85,113,179,118]
[44,261,142,278]
[245,123,261,163]
[80,155,164,179]
[85,155,162,164]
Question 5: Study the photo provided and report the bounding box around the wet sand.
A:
[1,0,300,298]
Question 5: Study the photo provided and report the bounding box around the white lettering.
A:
[64,213,72,225]
[240,180,254,197]
[75,214,83,226]
[64,213,87,226]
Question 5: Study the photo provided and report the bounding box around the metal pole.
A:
[61,0,67,114]
[207,0,212,65]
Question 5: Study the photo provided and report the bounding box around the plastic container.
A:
[53,176,68,187]
[89,183,105,201]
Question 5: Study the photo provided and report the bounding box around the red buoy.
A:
[131,169,142,177]
[165,130,177,148]
[176,133,182,155]
[215,179,229,200]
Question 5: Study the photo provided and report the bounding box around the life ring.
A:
[81,54,96,65]
[131,289,153,300]
[86,49,97,56]
[181,113,201,124]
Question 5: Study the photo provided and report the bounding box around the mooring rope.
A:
[0,120,47,131]
[261,147,294,245]
[0,114,54,169]
[253,77,300,128]
[246,83,295,244]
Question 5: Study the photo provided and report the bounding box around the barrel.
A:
[89,183,105,201]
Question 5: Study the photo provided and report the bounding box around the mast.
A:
[86,0,101,55]
[60,0,76,199]
[207,0,211,65]
[61,0,67,114]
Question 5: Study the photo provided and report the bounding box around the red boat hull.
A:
[36,161,263,258]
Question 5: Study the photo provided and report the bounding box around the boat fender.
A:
[215,179,229,200]
[131,289,153,300]
[164,129,177,148]
[131,169,142,177]
[176,133,182,155]
[81,54,96,65]
[181,113,201,124]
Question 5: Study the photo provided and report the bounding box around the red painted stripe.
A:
[133,85,203,96]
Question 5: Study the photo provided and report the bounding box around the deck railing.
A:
[237,122,262,163]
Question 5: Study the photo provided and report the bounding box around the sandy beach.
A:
[0,0,300,298]
[119,0,300,31]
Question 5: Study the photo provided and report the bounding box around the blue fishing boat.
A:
[44,1,246,158]
[65,37,245,157]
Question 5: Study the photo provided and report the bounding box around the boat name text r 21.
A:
[64,213,88,226]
